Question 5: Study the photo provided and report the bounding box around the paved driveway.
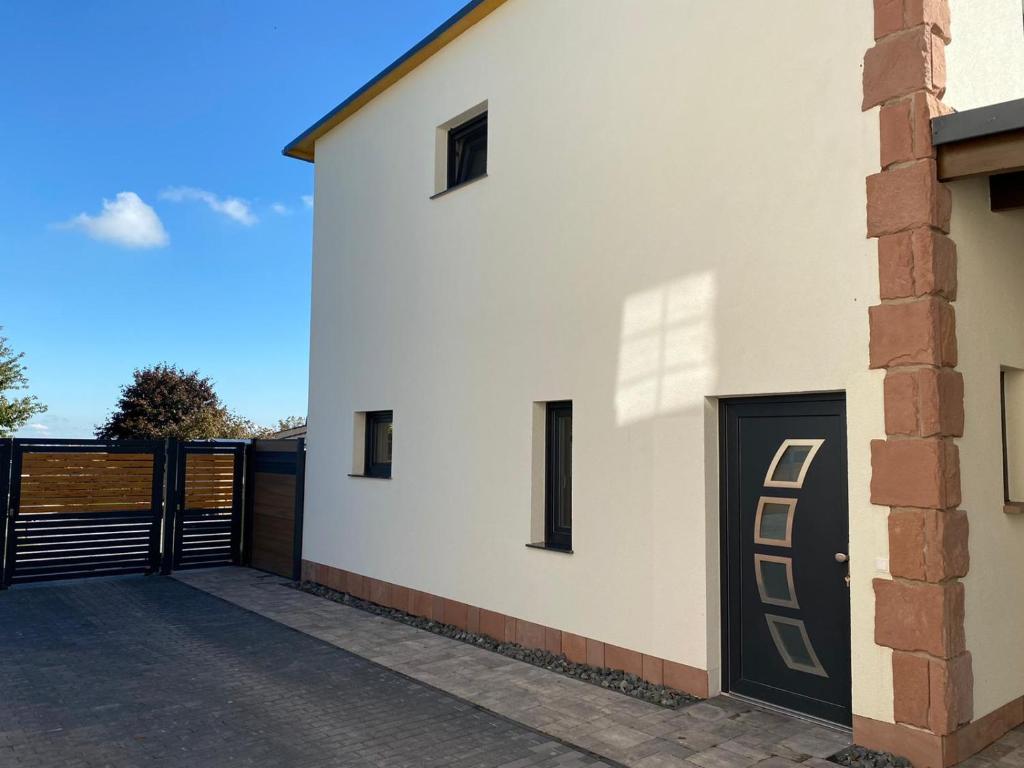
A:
[0,577,611,768]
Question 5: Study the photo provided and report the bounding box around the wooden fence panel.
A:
[184,453,236,510]
[248,439,304,579]
[19,452,155,514]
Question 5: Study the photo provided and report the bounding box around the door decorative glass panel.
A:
[754,497,797,547]
[764,439,824,488]
[765,615,828,677]
[755,554,799,609]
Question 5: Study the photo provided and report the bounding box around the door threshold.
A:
[722,692,852,734]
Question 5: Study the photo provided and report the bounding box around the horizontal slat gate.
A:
[0,438,291,586]
[6,441,164,585]
[172,443,244,570]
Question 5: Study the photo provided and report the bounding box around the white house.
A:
[284,2,1024,765]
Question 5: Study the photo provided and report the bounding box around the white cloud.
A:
[161,186,258,226]
[301,194,313,209]
[271,202,290,215]
[28,423,49,432]
[59,192,169,249]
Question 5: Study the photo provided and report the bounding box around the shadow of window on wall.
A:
[615,272,717,426]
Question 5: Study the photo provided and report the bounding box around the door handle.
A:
[835,552,851,588]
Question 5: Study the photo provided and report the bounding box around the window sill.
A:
[430,173,488,200]
[525,542,573,555]
[1004,501,1024,515]
[347,474,392,480]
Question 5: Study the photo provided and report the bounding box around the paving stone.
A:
[635,755,696,768]
[718,739,773,762]
[778,729,853,759]
[175,568,862,768]
[686,746,765,768]
[0,576,611,768]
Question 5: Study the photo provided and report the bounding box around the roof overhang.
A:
[933,97,1024,211]
[282,0,508,163]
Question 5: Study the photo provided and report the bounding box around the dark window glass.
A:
[545,401,572,550]
[365,411,393,478]
[447,112,487,189]
[1002,371,1010,502]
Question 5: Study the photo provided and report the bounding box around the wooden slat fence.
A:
[3,441,166,585]
[0,437,304,587]
[19,451,155,514]
[244,439,305,579]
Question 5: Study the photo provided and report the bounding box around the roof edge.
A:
[282,0,509,163]
[932,97,1024,147]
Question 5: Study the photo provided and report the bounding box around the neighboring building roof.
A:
[268,424,307,440]
[283,0,508,163]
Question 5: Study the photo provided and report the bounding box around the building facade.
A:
[285,1,1024,765]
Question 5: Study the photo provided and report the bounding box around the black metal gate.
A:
[167,441,245,571]
[0,438,248,587]
[2,439,166,585]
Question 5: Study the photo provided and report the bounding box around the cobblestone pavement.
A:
[957,727,1024,768]
[176,568,854,768]
[0,576,614,768]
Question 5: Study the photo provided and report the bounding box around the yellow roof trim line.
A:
[282,0,509,163]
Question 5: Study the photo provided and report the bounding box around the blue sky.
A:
[0,0,467,438]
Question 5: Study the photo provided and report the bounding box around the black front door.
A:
[721,394,851,725]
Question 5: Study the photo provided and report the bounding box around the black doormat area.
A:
[829,745,912,768]
[290,580,700,710]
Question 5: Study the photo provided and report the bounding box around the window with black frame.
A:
[364,410,393,478]
[447,112,487,189]
[545,401,572,550]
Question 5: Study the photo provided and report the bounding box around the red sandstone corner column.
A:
[860,0,974,764]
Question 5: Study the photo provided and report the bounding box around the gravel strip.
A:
[829,745,912,768]
[289,580,699,709]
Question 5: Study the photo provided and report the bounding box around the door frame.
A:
[718,391,851,724]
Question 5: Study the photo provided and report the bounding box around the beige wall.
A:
[944,0,1024,723]
[951,178,1024,720]
[946,0,1024,111]
[304,0,889,718]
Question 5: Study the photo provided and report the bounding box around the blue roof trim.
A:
[282,0,487,162]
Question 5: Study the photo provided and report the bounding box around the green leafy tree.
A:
[0,328,47,437]
[219,412,274,440]
[95,363,268,440]
[275,415,306,432]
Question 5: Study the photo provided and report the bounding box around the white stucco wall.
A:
[950,179,1024,721]
[304,0,888,719]
[944,0,1024,724]
[946,0,1024,111]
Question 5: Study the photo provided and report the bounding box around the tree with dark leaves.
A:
[95,364,267,440]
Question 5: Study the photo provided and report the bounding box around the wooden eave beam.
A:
[936,128,1024,182]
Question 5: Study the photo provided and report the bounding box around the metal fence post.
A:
[0,438,13,589]
[241,441,255,567]
[160,439,180,575]
[146,442,167,574]
[291,438,306,582]
[229,443,245,566]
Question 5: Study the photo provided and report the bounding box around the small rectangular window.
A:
[447,112,487,189]
[1001,369,1024,509]
[545,401,572,550]
[364,410,393,478]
